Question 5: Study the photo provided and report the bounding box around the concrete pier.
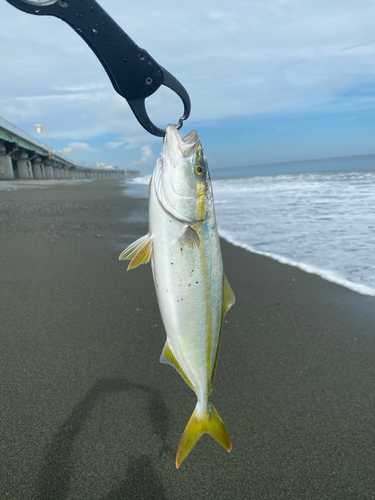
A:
[0,142,14,179]
[0,116,136,181]
[53,162,61,179]
[32,157,43,179]
[43,161,54,179]
[17,152,32,179]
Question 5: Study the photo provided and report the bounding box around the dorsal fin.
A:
[160,341,195,392]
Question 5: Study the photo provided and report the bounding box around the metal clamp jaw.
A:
[5,0,191,137]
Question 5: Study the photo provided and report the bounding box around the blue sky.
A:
[1,0,375,174]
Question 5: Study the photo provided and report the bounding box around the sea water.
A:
[124,155,375,296]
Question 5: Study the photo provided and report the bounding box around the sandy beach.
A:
[1,178,375,500]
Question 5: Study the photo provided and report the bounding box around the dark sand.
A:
[1,178,375,500]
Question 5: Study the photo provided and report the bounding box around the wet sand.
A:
[1,178,375,500]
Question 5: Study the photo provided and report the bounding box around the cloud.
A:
[1,0,375,169]
[13,92,109,103]
[132,145,153,165]
[68,142,98,154]
[54,83,107,92]
[106,141,125,149]
[0,102,41,122]
[0,2,368,130]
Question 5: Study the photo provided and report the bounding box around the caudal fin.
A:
[176,402,231,469]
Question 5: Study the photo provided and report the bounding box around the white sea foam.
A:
[129,175,152,185]
[213,170,375,297]
[218,229,375,296]
[121,175,150,198]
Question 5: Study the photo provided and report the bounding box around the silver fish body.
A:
[120,125,235,467]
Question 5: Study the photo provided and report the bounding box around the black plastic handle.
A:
[5,0,191,136]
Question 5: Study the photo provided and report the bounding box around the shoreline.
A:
[219,229,375,297]
[2,174,374,295]
[3,175,374,297]
[1,178,375,499]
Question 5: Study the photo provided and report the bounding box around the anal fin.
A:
[160,341,195,391]
[222,273,235,316]
[210,274,236,389]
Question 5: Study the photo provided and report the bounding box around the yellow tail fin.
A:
[176,402,231,469]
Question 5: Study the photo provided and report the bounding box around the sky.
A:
[1,0,375,175]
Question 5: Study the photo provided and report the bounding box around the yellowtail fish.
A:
[119,125,235,468]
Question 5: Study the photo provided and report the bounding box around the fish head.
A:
[154,124,213,223]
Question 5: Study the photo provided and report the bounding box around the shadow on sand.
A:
[35,378,171,500]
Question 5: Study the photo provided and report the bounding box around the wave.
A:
[128,175,152,185]
[219,229,375,297]
[122,171,375,297]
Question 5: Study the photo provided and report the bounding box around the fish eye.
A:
[194,162,206,177]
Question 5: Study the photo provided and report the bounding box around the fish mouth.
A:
[181,129,199,157]
[181,129,198,146]
[165,124,199,157]
[163,125,201,199]
[181,129,197,144]
[156,126,206,222]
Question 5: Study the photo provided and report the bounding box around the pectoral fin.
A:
[160,341,195,392]
[180,226,200,249]
[119,234,153,270]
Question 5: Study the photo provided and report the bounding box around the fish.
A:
[119,124,235,468]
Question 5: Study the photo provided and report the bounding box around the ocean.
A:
[123,154,375,297]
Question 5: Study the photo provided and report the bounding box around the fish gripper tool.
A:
[5,0,191,137]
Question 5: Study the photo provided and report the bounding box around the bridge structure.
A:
[0,116,138,180]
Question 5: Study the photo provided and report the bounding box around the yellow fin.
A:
[210,274,236,389]
[176,402,231,469]
[160,341,195,391]
[222,273,235,316]
[119,234,153,270]
[119,234,149,261]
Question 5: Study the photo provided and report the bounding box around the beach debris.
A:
[119,125,235,468]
